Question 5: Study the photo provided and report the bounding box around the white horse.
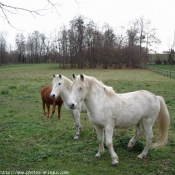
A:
[68,74,170,166]
[50,74,87,140]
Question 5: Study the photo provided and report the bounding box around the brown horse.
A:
[41,86,63,119]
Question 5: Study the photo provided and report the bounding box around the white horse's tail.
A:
[152,96,170,149]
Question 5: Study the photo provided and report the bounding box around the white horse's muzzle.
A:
[68,101,77,109]
[50,93,56,99]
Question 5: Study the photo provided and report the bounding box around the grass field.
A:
[149,65,175,71]
[0,64,175,175]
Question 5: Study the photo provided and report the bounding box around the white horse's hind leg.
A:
[105,125,118,166]
[94,126,104,157]
[128,122,144,151]
[138,124,154,159]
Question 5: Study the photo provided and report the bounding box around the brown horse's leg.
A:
[58,104,62,119]
[46,104,50,118]
[50,102,56,119]
[42,100,46,117]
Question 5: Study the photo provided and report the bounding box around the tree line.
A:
[0,16,160,68]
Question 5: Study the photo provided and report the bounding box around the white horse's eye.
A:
[79,87,82,91]
[58,83,61,85]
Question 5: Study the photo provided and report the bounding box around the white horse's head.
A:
[68,73,87,109]
[50,74,65,99]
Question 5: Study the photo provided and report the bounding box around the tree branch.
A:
[0,4,22,30]
[0,0,79,29]
[0,2,49,16]
[0,1,60,29]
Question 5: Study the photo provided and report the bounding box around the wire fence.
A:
[147,66,175,79]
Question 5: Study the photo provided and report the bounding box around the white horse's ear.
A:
[53,74,56,78]
[80,74,84,82]
[59,74,62,79]
[72,73,76,80]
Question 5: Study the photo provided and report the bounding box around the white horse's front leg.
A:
[73,110,81,140]
[94,126,104,157]
[105,125,118,166]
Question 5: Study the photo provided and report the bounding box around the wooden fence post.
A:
[147,66,175,79]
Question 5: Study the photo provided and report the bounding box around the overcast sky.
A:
[1,0,175,53]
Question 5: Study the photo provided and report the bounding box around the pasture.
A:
[150,65,175,71]
[0,64,175,175]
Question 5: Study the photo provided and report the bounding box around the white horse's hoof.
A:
[112,163,118,167]
[112,159,118,167]
[137,155,143,159]
[73,136,79,140]
[137,154,146,159]
[127,147,133,151]
[95,153,101,158]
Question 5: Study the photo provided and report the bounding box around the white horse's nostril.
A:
[68,101,75,109]
[50,94,55,99]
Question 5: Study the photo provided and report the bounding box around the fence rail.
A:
[147,66,175,79]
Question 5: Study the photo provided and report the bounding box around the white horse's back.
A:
[113,90,160,128]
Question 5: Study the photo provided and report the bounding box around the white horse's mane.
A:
[86,75,116,97]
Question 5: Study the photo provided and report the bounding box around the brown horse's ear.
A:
[59,74,62,79]
[53,74,56,78]
[80,74,84,82]
[72,73,76,80]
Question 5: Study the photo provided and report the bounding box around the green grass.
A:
[0,64,175,175]
[150,64,175,71]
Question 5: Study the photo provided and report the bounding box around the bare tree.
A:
[0,13,161,67]
[26,34,34,63]
[84,20,95,68]
[58,26,69,68]
[92,29,104,67]
[68,27,77,68]
[69,16,86,68]
[115,27,126,68]
[0,1,60,29]
[15,33,26,63]
[128,17,160,66]
[102,24,116,68]
[0,31,7,63]
[127,26,138,47]
[125,24,139,67]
